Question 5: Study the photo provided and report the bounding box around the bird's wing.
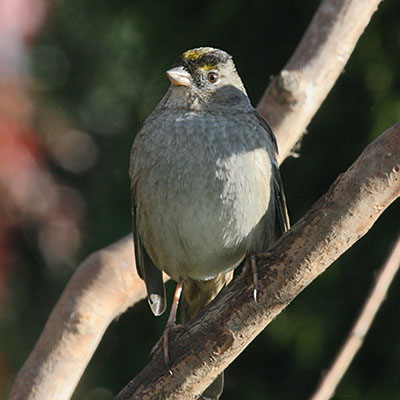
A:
[132,191,166,316]
[254,112,290,233]
[272,162,290,233]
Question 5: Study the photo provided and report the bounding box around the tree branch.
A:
[8,237,143,400]
[310,235,400,400]
[114,123,400,399]
[7,0,384,399]
[259,0,383,163]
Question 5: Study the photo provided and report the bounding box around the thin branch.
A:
[115,123,400,399]
[309,235,400,400]
[7,0,384,399]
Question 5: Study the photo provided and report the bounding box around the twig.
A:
[310,235,400,400]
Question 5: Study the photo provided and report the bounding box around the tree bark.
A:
[7,0,385,399]
[8,238,143,400]
[259,0,383,163]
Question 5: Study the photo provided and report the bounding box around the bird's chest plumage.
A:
[132,110,275,280]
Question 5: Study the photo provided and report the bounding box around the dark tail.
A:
[183,271,233,400]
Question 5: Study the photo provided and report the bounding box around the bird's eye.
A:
[207,72,219,83]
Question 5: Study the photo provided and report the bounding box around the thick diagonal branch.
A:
[114,123,400,400]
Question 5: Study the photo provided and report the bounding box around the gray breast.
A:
[131,110,276,281]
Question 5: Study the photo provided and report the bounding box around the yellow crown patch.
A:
[182,49,218,70]
[200,64,216,71]
[182,49,208,61]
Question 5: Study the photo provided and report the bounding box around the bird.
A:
[129,47,290,399]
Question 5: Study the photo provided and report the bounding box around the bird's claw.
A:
[244,253,259,303]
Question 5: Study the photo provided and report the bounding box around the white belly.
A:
[136,147,274,281]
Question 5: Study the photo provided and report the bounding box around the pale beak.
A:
[166,66,191,87]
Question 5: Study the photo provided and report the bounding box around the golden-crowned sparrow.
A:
[130,47,290,399]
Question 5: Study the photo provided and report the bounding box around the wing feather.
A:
[132,192,166,316]
[254,112,290,233]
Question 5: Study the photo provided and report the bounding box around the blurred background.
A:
[0,0,399,399]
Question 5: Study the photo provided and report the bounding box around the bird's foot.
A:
[243,253,259,303]
[152,277,184,374]
[149,323,188,374]
[162,321,175,374]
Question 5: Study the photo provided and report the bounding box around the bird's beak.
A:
[166,66,191,87]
